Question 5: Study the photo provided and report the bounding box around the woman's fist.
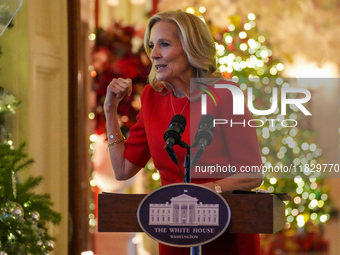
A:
[104,78,132,111]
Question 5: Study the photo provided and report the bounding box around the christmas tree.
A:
[207,11,332,253]
[0,41,61,255]
[0,141,61,254]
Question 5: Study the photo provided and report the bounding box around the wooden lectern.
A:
[98,191,291,234]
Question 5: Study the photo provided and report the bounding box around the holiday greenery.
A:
[92,22,151,135]
[0,142,61,254]
[0,90,62,254]
[91,22,160,191]
[0,91,62,254]
[0,26,61,254]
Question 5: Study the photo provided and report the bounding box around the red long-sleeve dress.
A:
[124,81,262,255]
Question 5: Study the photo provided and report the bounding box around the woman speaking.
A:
[104,10,263,255]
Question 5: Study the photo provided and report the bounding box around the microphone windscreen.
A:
[171,114,187,129]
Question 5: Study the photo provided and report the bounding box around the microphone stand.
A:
[179,141,202,255]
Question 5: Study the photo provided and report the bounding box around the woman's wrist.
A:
[107,135,126,151]
[104,104,118,116]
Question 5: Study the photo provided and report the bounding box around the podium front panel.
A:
[98,192,286,234]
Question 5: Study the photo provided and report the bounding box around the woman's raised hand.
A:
[104,78,132,112]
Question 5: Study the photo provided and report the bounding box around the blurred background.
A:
[0,0,339,254]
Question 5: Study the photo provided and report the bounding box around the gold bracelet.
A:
[107,136,126,150]
[213,182,222,193]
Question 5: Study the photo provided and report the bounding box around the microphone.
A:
[191,114,215,166]
[163,114,187,164]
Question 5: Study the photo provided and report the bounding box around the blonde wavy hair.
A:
[144,10,222,92]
